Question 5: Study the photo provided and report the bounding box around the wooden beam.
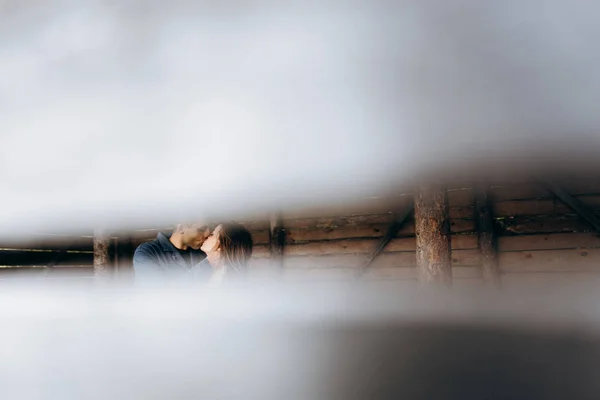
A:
[269,212,285,269]
[356,205,413,278]
[414,185,452,286]
[474,185,501,287]
[93,229,111,277]
[544,180,600,233]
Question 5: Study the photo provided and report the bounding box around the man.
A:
[133,223,212,283]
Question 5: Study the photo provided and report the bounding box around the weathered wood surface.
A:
[0,266,94,279]
[499,248,600,273]
[414,185,452,286]
[360,206,414,276]
[285,219,475,243]
[499,232,600,252]
[283,249,480,270]
[0,250,93,266]
[544,180,600,233]
[282,266,480,281]
[0,234,94,252]
[279,235,478,257]
[495,215,594,235]
[501,271,600,290]
[474,186,500,287]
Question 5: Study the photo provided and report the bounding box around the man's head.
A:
[173,223,211,250]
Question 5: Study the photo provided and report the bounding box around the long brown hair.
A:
[217,222,253,273]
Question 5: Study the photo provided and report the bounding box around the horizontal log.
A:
[286,219,475,243]
[0,250,94,267]
[363,266,481,280]
[284,249,480,270]
[282,266,481,281]
[450,250,481,266]
[251,231,270,245]
[446,188,474,207]
[283,235,479,256]
[490,180,600,202]
[495,215,593,235]
[251,245,270,259]
[490,184,551,202]
[0,266,94,278]
[449,206,476,219]
[286,225,388,242]
[494,196,600,217]
[499,233,600,252]
[0,234,94,252]
[282,194,413,219]
[501,272,600,290]
[283,214,394,230]
[499,248,600,273]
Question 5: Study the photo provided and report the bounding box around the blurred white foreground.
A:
[1,0,600,235]
[2,282,600,399]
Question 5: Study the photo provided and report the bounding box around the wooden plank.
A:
[450,249,481,266]
[447,188,474,207]
[0,267,94,279]
[490,183,551,202]
[283,235,478,256]
[251,231,270,245]
[239,220,270,231]
[282,194,413,220]
[499,233,600,252]
[450,219,477,234]
[544,180,600,233]
[0,234,94,252]
[494,196,600,217]
[251,245,270,259]
[501,272,600,290]
[361,267,416,280]
[414,185,452,285]
[286,218,475,243]
[494,199,563,216]
[285,239,379,256]
[490,179,600,202]
[447,235,479,250]
[283,249,479,270]
[286,225,388,242]
[495,215,593,235]
[282,266,480,281]
[283,214,394,230]
[0,250,93,266]
[499,248,600,273]
[449,206,475,219]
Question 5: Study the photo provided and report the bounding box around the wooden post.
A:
[269,212,285,269]
[474,185,501,287]
[414,185,452,286]
[93,229,111,278]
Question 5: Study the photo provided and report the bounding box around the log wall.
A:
[2,178,600,287]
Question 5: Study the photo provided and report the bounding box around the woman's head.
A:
[201,222,253,272]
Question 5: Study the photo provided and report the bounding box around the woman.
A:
[198,222,253,284]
